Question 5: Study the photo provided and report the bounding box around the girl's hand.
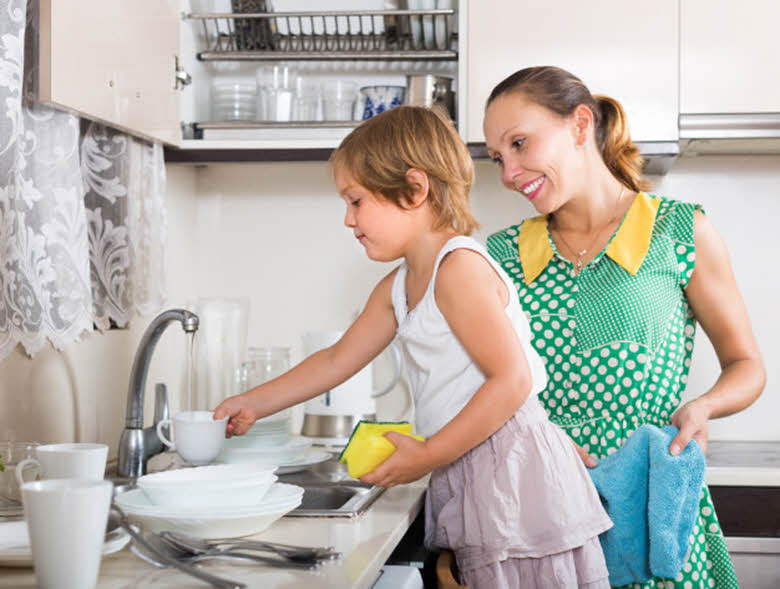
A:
[213,396,257,437]
[359,432,433,488]
[669,397,711,456]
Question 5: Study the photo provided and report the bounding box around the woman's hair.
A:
[330,105,478,235]
[486,66,650,193]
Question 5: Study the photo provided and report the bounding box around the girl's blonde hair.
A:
[486,66,650,193]
[330,105,478,235]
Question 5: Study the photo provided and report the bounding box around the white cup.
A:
[22,479,113,589]
[15,443,108,486]
[156,411,228,465]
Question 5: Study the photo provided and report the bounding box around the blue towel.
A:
[588,424,705,586]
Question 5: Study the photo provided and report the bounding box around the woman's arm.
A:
[361,249,534,487]
[669,210,765,455]
[214,270,400,434]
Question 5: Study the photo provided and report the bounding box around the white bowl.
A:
[137,463,277,508]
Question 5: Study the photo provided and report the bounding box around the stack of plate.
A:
[115,464,302,538]
[219,435,331,473]
[227,417,291,448]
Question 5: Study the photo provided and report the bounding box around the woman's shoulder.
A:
[644,193,704,244]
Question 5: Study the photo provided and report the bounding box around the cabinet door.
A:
[465,1,678,144]
[681,0,780,114]
[39,0,181,146]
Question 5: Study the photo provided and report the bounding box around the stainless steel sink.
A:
[278,452,385,517]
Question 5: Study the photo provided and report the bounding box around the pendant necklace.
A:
[551,186,626,273]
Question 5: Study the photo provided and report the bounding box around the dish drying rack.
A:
[188,9,458,61]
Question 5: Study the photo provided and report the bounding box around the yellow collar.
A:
[518,192,661,285]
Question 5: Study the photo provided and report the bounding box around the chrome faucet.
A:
[117,308,199,479]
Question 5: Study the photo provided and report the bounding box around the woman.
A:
[483,66,765,588]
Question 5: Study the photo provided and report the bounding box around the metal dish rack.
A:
[189,9,457,61]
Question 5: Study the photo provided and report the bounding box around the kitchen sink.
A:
[278,452,385,518]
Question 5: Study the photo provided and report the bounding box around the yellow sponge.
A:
[339,421,424,479]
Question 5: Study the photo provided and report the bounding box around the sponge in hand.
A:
[338,421,424,479]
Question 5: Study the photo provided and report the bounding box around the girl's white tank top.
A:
[391,235,548,439]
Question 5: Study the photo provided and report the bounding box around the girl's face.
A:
[483,92,584,215]
[334,165,415,262]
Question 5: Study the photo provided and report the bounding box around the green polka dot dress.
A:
[486,193,739,589]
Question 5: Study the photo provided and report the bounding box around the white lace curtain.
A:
[0,0,167,361]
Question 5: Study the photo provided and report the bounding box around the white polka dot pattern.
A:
[487,196,738,589]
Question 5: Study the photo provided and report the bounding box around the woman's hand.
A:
[213,395,257,437]
[669,397,711,455]
[570,439,598,468]
[359,432,434,488]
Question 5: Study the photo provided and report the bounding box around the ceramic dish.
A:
[137,463,277,508]
[217,448,332,474]
[275,449,333,474]
[0,520,130,568]
[115,483,300,517]
[116,483,303,539]
[220,436,311,461]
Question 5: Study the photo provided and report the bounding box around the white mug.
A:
[22,479,113,589]
[15,443,108,486]
[156,411,228,465]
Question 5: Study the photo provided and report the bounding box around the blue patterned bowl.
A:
[360,85,406,119]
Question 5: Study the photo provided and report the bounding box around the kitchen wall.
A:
[1,154,778,454]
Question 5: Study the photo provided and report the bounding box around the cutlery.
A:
[162,531,341,562]
[154,532,319,570]
[110,504,246,589]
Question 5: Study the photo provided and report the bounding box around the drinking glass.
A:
[322,80,357,121]
[239,347,292,425]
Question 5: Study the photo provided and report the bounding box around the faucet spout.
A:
[117,308,199,479]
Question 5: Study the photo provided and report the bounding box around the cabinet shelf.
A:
[189,9,457,61]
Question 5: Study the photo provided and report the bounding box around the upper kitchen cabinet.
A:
[681,0,780,114]
[463,0,679,145]
[38,0,182,146]
[37,0,462,157]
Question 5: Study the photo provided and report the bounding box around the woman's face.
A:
[483,92,584,215]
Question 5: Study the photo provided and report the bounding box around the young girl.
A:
[214,106,613,589]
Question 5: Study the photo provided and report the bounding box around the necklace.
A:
[551,186,626,273]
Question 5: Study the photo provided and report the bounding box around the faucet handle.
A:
[154,383,170,430]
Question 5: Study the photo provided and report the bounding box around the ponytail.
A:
[594,95,649,193]
[487,66,650,193]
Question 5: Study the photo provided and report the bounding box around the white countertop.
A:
[0,478,428,589]
[705,440,780,487]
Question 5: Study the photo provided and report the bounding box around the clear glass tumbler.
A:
[238,347,292,425]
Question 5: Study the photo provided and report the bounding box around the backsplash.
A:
[1,154,778,454]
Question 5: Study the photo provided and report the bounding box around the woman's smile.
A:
[519,175,546,200]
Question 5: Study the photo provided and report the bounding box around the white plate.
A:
[221,436,312,462]
[276,449,333,474]
[116,483,301,518]
[0,520,130,568]
[217,448,332,474]
[117,484,303,539]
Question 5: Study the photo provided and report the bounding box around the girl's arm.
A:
[214,270,400,435]
[668,211,765,455]
[361,249,533,487]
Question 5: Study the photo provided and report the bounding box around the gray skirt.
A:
[424,396,613,588]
